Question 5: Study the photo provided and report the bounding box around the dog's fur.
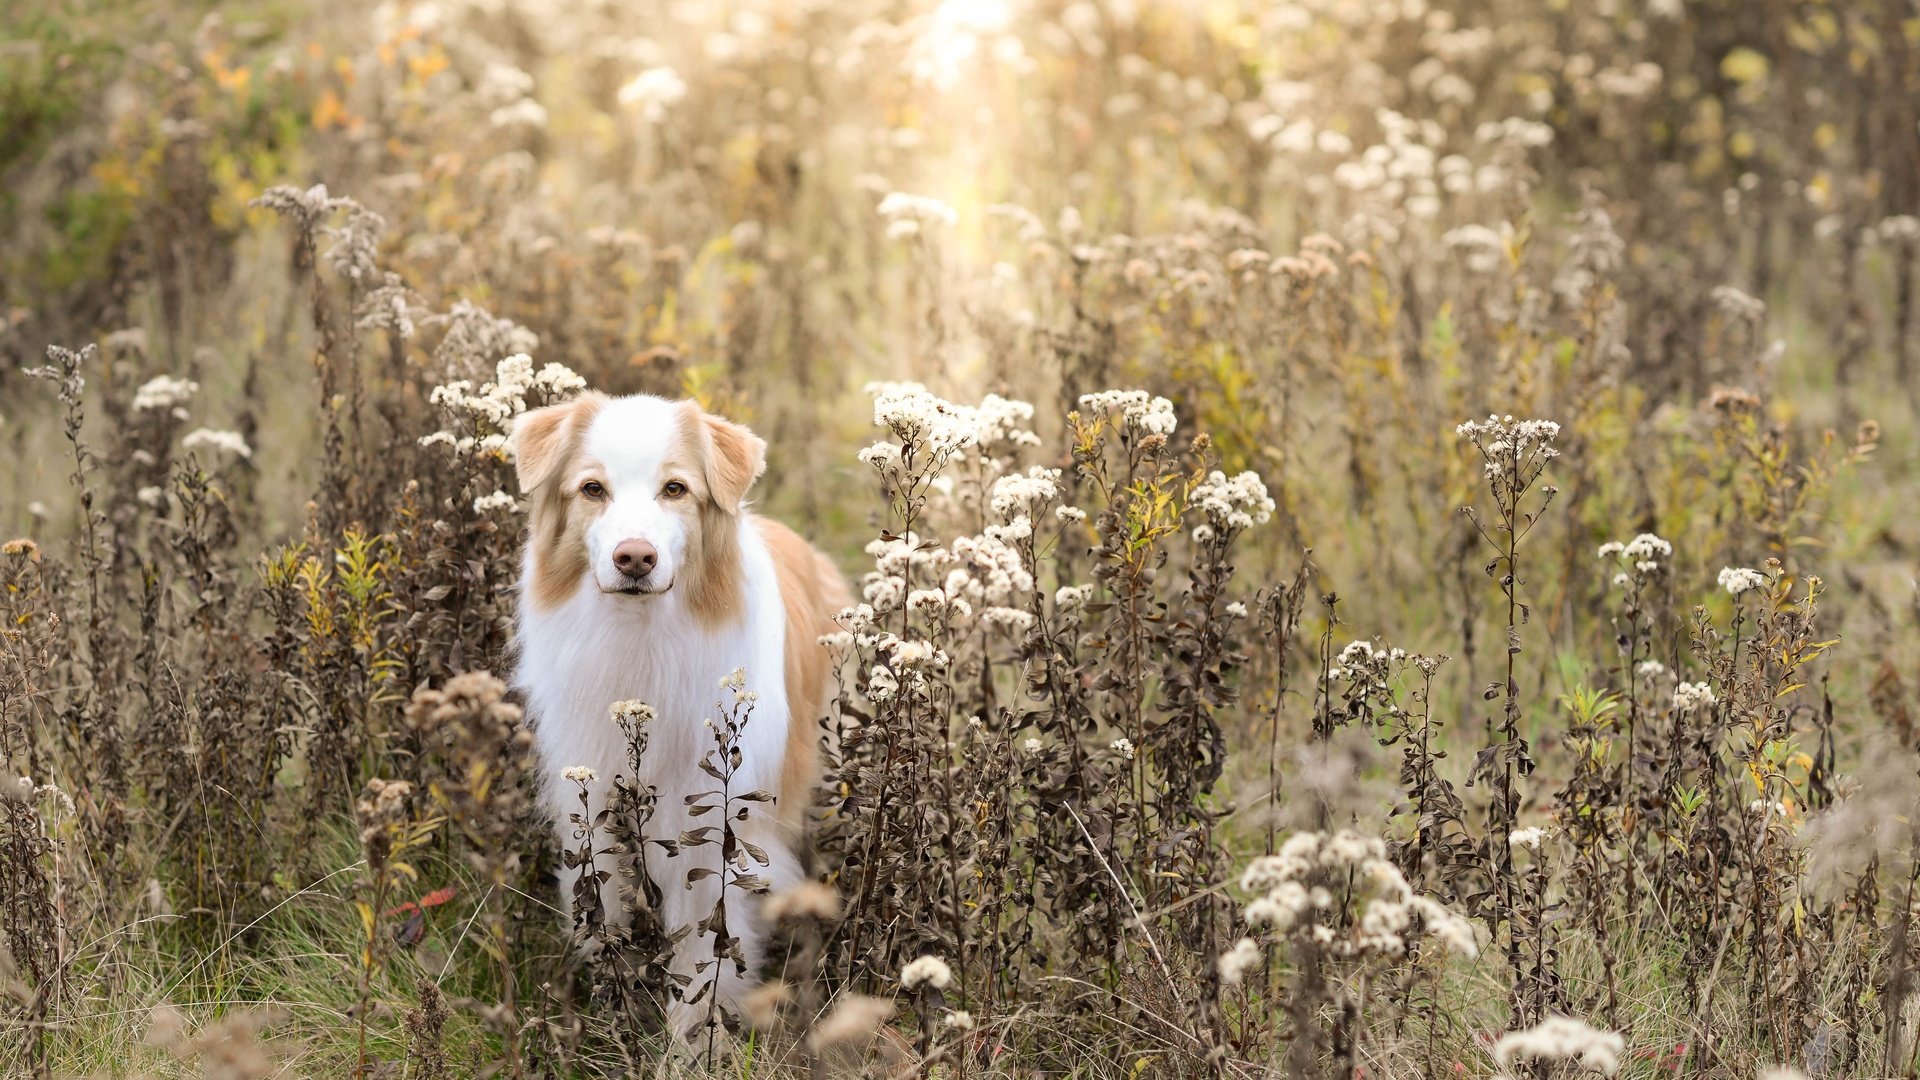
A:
[510,391,847,1033]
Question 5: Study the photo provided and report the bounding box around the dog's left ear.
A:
[514,393,603,494]
[699,409,768,512]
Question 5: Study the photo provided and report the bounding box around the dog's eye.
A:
[661,480,688,499]
[580,480,606,499]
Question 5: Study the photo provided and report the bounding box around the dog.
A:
[510,391,847,1036]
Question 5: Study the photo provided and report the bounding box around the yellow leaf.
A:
[1721,47,1771,85]
[313,88,346,131]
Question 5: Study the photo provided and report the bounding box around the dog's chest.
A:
[517,595,789,832]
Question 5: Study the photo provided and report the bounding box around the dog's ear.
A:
[699,409,767,512]
[513,394,599,494]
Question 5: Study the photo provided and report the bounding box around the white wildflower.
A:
[1217,937,1263,986]
[900,955,953,991]
[562,765,596,783]
[1078,389,1177,436]
[181,428,252,459]
[1190,469,1275,532]
[1055,584,1095,612]
[1673,681,1717,714]
[617,66,688,122]
[877,192,958,228]
[472,490,516,513]
[489,97,548,130]
[610,700,655,725]
[989,466,1060,518]
[1492,1015,1625,1077]
[1718,566,1767,597]
[1509,826,1547,850]
[978,606,1035,633]
[1110,737,1135,760]
[132,375,198,412]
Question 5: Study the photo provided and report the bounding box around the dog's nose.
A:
[612,539,658,580]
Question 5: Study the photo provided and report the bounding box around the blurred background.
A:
[5,0,1917,716]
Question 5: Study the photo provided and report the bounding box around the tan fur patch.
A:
[516,394,606,612]
[667,403,749,631]
[755,517,852,834]
[701,411,767,511]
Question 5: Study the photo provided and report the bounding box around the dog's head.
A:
[512,392,767,616]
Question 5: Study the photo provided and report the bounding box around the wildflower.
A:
[856,441,901,470]
[1718,566,1767,597]
[1055,505,1087,524]
[132,375,198,412]
[1673,681,1717,714]
[1454,415,1562,468]
[1621,533,1672,565]
[978,606,1035,633]
[1190,469,1276,532]
[533,363,586,396]
[489,98,548,130]
[942,1010,975,1032]
[1244,897,1292,930]
[562,765,596,783]
[1225,601,1249,618]
[1411,896,1480,958]
[617,66,688,122]
[719,667,748,691]
[988,466,1060,517]
[1078,389,1177,435]
[1492,1015,1625,1076]
[901,955,954,991]
[867,666,899,702]
[181,428,253,459]
[1022,737,1042,755]
[1635,660,1666,679]
[1055,584,1095,612]
[1217,937,1263,986]
[888,639,944,668]
[1509,826,1547,850]
[472,490,516,513]
[1709,284,1766,322]
[1110,737,1135,760]
[610,700,655,724]
[877,192,958,230]
[1,539,38,558]
[869,383,978,457]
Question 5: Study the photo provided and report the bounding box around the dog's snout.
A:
[612,539,659,579]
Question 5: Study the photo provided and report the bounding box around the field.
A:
[4,0,1920,1076]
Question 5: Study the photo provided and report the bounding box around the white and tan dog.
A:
[510,391,846,1032]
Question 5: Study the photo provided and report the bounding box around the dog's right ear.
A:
[513,394,600,494]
